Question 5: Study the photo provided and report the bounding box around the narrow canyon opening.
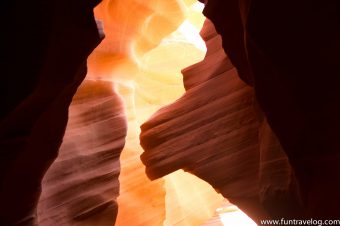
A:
[3,0,339,225]
[85,1,256,225]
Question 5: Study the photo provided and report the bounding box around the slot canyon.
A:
[1,0,339,225]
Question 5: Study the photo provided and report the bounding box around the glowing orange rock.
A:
[87,1,223,225]
[140,19,298,224]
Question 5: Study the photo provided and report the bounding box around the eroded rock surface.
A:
[89,1,223,225]
[140,19,300,223]
[37,80,127,226]
[0,0,102,225]
[203,0,340,217]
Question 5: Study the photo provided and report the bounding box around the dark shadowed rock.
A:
[203,0,340,217]
[0,0,103,225]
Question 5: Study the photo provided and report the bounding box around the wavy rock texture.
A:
[1,0,220,225]
[6,0,336,224]
[33,1,187,225]
[87,0,186,82]
[87,1,223,225]
[0,0,102,225]
[203,0,340,217]
[140,19,301,224]
[37,80,127,226]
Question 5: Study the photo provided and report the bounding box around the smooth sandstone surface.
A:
[38,1,222,225]
[140,19,299,223]
[203,0,340,217]
[3,0,339,225]
[89,1,223,225]
[1,0,102,224]
[38,80,127,226]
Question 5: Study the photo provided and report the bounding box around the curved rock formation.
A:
[87,0,186,81]
[37,80,127,226]
[140,19,301,224]
[3,0,338,224]
[0,0,102,225]
[203,0,340,217]
[88,1,223,225]
[2,1,221,225]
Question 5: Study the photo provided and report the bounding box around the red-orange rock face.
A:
[140,19,302,223]
[203,0,340,217]
[37,80,127,226]
[2,0,339,224]
[0,1,103,225]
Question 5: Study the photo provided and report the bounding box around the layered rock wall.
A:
[203,0,340,217]
[37,80,126,226]
[0,0,102,224]
[140,19,301,223]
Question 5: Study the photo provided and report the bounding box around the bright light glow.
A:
[91,1,256,225]
[191,1,205,12]
[176,20,207,51]
[218,207,257,226]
